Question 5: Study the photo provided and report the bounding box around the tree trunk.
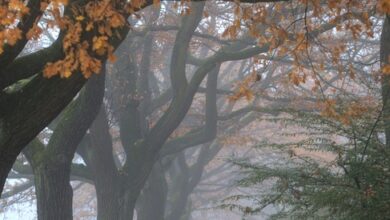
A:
[92,182,138,220]
[0,7,132,196]
[381,15,390,148]
[21,73,105,220]
[34,162,73,220]
[80,107,138,220]
[136,163,168,220]
[0,73,86,196]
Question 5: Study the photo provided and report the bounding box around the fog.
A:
[1,1,389,220]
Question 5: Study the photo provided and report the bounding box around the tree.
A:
[1,1,285,219]
[221,12,390,220]
[0,0,289,198]
[1,0,389,219]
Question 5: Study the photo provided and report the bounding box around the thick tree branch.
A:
[159,65,219,158]
[0,37,64,91]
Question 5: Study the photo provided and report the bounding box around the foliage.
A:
[223,105,390,219]
[1,0,388,80]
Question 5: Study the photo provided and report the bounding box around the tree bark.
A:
[0,73,86,197]
[136,162,168,220]
[34,160,74,220]
[22,72,105,220]
[381,15,390,148]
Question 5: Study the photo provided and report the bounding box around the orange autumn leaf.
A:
[109,13,125,28]
[382,64,390,75]
[5,28,22,46]
[377,0,390,14]
[8,0,29,14]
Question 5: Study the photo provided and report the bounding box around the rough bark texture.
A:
[0,73,86,196]
[22,72,105,220]
[34,162,74,220]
